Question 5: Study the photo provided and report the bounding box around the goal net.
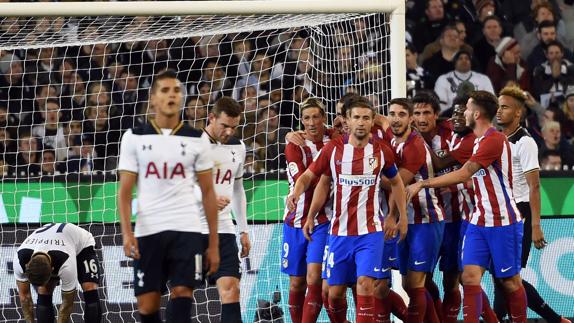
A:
[0,2,405,322]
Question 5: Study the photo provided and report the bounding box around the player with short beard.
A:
[288,96,406,323]
[388,98,445,323]
[407,90,527,323]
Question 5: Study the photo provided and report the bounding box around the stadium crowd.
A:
[1,0,574,179]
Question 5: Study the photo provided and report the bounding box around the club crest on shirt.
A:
[368,156,378,170]
[142,144,152,151]
[282,258,288,268]
[288,162,299,176]
[472,169,487,177]
[180,142,187,156]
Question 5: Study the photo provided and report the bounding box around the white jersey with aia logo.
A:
[14,223,95,292]
[117,121,213,237]
[198,134,246,234]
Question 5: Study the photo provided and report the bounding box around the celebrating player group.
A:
[283,88,568,323]
[13,69,568,323]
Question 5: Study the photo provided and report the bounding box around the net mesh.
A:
[0,12,392,322]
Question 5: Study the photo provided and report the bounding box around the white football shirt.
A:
[198,134,246,234]
[14,223,95,292]
[508,127,539,203]
[117,121,213,237]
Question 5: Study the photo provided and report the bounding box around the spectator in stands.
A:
[84,105,121,169]
[140,39,171,86]
[0,158,6,177]
[226,38,253,83]
[86,81,112,107]
[418,20,474,67]
[63,120,84,152]
[0,127,15,166]
[515,2,569,60]
[412,0,449,53]
[422,24,463,89]
[486,37,530,93]
[472,15,503,72]
[62,134,104,174]
[539,120,574,167]
[27,84,60,125]
[31,98,67,161]
[253,105,289,171]
[60,72,87,121]
[202,60,232,100]
[184,96,208,129]
[434,49,494,112]
[77,43,113,82]
[527,21,574,70]
[0,103,18,140]
[0,53,35,121]
[40,148,57,175]
[9,133,41,178]
[562,86,574,137]
[531,41,574,107]
[540,150,562,170]
[112,69,144,117]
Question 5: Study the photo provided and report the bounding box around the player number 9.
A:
[283,243,289,258]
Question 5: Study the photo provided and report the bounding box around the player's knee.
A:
[373,279,390,298]
[137,292,162,314]
[306,271,322,286]
[356,276,374,295]
[170,286,194,298]
[461,269,481,285]
[289,276,306,292]
[83,290,102,323]
[500,275,522,293]
[218,283,240,303]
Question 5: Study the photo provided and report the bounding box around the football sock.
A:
[221,302,242,323]
[355,295,374,323]
[167,297,192,323]
[139,311,162,323]
[442,288,461,323]
[463,285,482,323]
[288,290,305,323]
[301,284,323,323]
[424,290,440,323]
[523,279,562,322]
[388,289,407,321]
[83,290,102,323]
[493,279,508,320]
[374,294,392,323]
[406,288,426,323]
[36,294,55,323]
[481,288,499,323]
[329,297,348,323]
[426,280,444,320]
[505,285,527,323]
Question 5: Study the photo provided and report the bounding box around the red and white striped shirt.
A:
[469,128,521,227]
[392,130,445,224]
[446,130,476,221]
[308,136,398,236]
[428,122,473,222]
[284,136,332,228]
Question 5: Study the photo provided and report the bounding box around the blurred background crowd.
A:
[1,0,574,179]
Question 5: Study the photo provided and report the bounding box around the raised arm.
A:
[16,281,34,323]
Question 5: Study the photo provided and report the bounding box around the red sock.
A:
[463,285,482,323]
[388,290,407,321]
[329,297,348,323]
[356,295,374,323]
[301,284,322,323]
[426,280,444,321]
[288,290,305,323]
[406,288,426,323]
[480,289,498,323]
[505,285,527,323]
[442,289,462,323]
[424,290,441,323]
[375,295,392,323]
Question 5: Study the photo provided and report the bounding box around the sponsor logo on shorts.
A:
[501,266,512,273]
[136,270,144,287]
[414,260,426,266]
[338,174,376,187]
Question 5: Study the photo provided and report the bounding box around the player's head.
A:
[466,90,498,129]
[346,95,375,140]
[451,96,471,134]
[208,96,242,144]
[335,92,360,134]
[412,91,440,134]
[497,86,526,128]
[389,97,414,138]
[25,252,52,286]
[150,69,183,118]
[300,97,326,137]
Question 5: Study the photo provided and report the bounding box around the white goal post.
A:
[0,0,406,99]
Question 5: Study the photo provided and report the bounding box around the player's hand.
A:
[333,116,345,134]
[406,182,422,201]
[286,130,306,146]
[286,194,299,211]
[216,196,231,211]
[122,233,140,259]
[532,224,547,249]
[303,219,315,241]
[240,232,251,257]
[205,246,220,275]
[397,219,407,242]
[383,215,397,240]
